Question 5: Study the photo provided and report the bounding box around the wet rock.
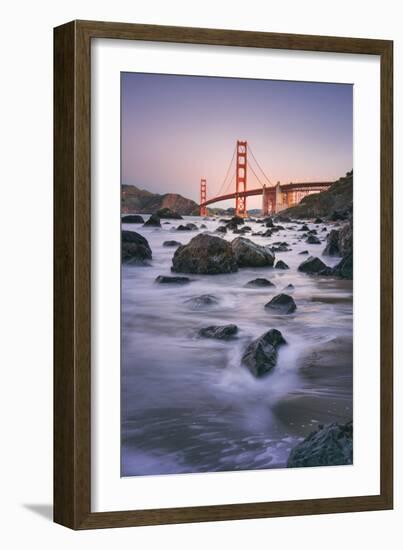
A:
[265,218,274,228]
[287,421,353,467]
[200,224,207,229]
[198,324,238,340]
[262,229,273,237]
[323,229,340,256]
[245,278,275,288]
[172,233,238,274]
[284,284,295,291]
[330,210,348,221]
[156,207,183,219]
[163,240,182,247]
[122,214,144,224]
[242,329,287,377]
[332,253,353,279]
[307,229,317,235]
[298,256,332,275]
[232,237,275,268]
[176,223,198,231]
[299,250,309,255]
[226,216,244,231]
[276,214,291,223]
[275,260,289,270]
[299,224,309,231]
[265,293,296,314]
[215,225,227,234]
[271,242,290,252]
[155,275,191,284]
[184,294,219,309]
[306,235,321,244]
[314,217,323,224]
[122,231,152,265]
[143,213,161,227]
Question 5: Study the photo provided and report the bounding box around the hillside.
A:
[122,184,198,215]
[279,171,353,219]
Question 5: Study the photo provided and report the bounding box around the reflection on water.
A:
[121,216,353,476]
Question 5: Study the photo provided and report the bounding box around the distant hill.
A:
[279,171,353,219]
[122,185,199,215]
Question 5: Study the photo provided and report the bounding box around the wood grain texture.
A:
[54,20,393,530]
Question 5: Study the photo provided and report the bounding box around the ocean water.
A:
[121,216,353,476]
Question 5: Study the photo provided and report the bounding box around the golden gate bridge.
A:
[199,140,333,217]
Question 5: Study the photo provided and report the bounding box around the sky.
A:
[121,72,352,209]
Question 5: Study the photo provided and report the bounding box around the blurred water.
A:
[121,216,353,476]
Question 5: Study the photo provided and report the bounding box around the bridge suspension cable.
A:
[214,143,237,198]
[248,144,274,187]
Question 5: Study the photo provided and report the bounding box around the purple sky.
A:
[121,72,352,209]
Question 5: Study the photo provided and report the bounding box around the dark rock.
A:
[276,214,291,223]
[284,284,294,291]
[271,243,290,252]
[314,217,323,224]
[241,329,287,377]
[298,256,332,275]
[122,214,144,224]
[198,324,238,340]
[227,215,244,226]
[323,229,340,256]
[299,224,309,231]
[322,227,327,231]
[215,225,227,234]
[184,294,219,309]
[265,293,296,314]
[155,275,191,284]
[172,234,238,274]
[245,278,275,288]
[332,253,353,279]
[163,240,182,247]
[232,237,275,267]
[144,213,161,227]
[176,223,198,231]
[200,224,207,229]
[307,229,317,235]
[122,231,152,265]
[265,218,274,228]
[156,207,183,219]
[287,421,353,467]
[330,210,348,221]
[275,260,289,270]
[299,250,309,255]
[262,229,272,237]
[306,235,321,244]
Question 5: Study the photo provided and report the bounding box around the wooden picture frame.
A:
[54,20,393,529]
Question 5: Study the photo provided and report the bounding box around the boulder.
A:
[122,214,144,224]
[155,275,191,284]
[172,234,238,274]
[198,324,238,340]
[163,240,182,247]
[215,225,227,234]
[242,329,287,377]
[306,235,321,244]
[156,207,183,219]
[262,229,273,237]
[265,293,296,314]
[275,260,289,270]
[121,231,152,265]
[298,256,332,275]
[176,223,198,231]
[184,294,219,309]
[143,213,161,227]
[299,224,309,231]
[287,421,353,467]
[265,218,274,228]
[314,217,324,224]
[232,237,275,267]
[245,278,275,288]
[323,229,340,256]
[332,253,353,279]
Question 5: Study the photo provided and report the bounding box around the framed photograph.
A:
[54,20,393,529]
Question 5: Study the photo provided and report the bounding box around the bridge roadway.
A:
[201,181,334,208]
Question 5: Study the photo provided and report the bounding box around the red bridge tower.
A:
[200,178,207,216]
[235,140,248,217]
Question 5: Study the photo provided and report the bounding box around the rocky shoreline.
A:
[122,206,353,470]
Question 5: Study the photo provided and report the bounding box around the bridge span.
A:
[199,140,334,216]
